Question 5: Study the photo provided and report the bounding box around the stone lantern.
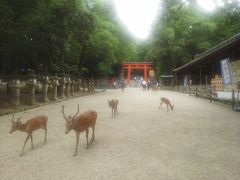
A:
[26,77,38,105]
[51,76,60,100]
[78,79,83,93]
[8,79,23,106]
[59,77,66,99]
[70,79,76,96]
[82,79,86,93]
[65,77,71,98]
[41,76,50,102]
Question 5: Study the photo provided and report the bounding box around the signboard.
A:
[237,81,240,90]
[149,70,155,77]
[220,58,232,85]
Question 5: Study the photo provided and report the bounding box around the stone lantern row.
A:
[5,77,95,106]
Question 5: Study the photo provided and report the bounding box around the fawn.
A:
[61,104,97,156]
[159,97,174,111]
[9,113,48,156]
[108,99,119,118]
[152,86,159,93]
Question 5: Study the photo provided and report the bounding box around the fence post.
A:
[210,87,212,103]
[232,89,235,110]
[195,88,198,98]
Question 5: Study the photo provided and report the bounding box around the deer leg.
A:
[86,129,89,148]
[73,132,80,156]
[90,126,95,144]
[112,108,114,118]
[30,134,33,150]
[20,134,30,156]
[44,128,47,144]
[159,102,163,110]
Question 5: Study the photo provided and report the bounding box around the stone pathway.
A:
[0,88,240,180]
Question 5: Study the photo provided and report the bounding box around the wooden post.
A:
[205,75,208,94]
[232,89,235,110]
[210,86,212,103]
[199,65,202,88]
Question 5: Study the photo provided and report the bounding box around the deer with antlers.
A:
[61,104,97,156]
[159,97,174,111]
[108,99,119,118]
[9,113,48,156]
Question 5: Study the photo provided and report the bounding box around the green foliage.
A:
[145,0,240,78]
[1,0,239,79]
[0,0,138,77]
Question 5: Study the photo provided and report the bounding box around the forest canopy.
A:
[0,0,240,79]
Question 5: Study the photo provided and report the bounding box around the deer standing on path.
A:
[61,104,97,156]
[9,113,48,156]
[159,97,174,111]
[108,99,119,118]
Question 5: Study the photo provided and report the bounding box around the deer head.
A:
[61,104,79,134]
[9,113,22,134]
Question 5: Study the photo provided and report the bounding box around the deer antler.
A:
[72,104,79,120]
[61,105,67,119]
[11,113,15,123]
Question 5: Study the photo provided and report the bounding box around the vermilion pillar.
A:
[127,64,131,84]
[144,64,147,81]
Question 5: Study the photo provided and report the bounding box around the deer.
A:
[61,104,97,156]
[9,113,48,156]
[159,97,174,111]
[152,86,159,94]
[108,99,119,118]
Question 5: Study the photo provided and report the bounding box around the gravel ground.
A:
[0,88,240,180]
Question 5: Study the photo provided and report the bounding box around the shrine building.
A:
[173,33,240,93]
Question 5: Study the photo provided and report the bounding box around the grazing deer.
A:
[61,104,97,156]
[108,99,119,118]
[152,86,159,93]
[159,97,174,111]
[9,113,48,156]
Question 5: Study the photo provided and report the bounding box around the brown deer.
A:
[61,104,97,156]
[108,99,119,118]
[159,97,174,111]
[9,113,48,156]
[152,86,159,93]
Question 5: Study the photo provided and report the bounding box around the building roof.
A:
[173,33,240,72]
[160,75,174,78]
[122,62,152,64]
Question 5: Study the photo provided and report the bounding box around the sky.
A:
[113,0,160,40]
[112,0,226,40]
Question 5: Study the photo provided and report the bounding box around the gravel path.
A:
[0,88,240,180]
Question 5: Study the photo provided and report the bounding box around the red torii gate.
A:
[122,62,153,85]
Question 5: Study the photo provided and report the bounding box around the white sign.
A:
[220,58,232,85]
